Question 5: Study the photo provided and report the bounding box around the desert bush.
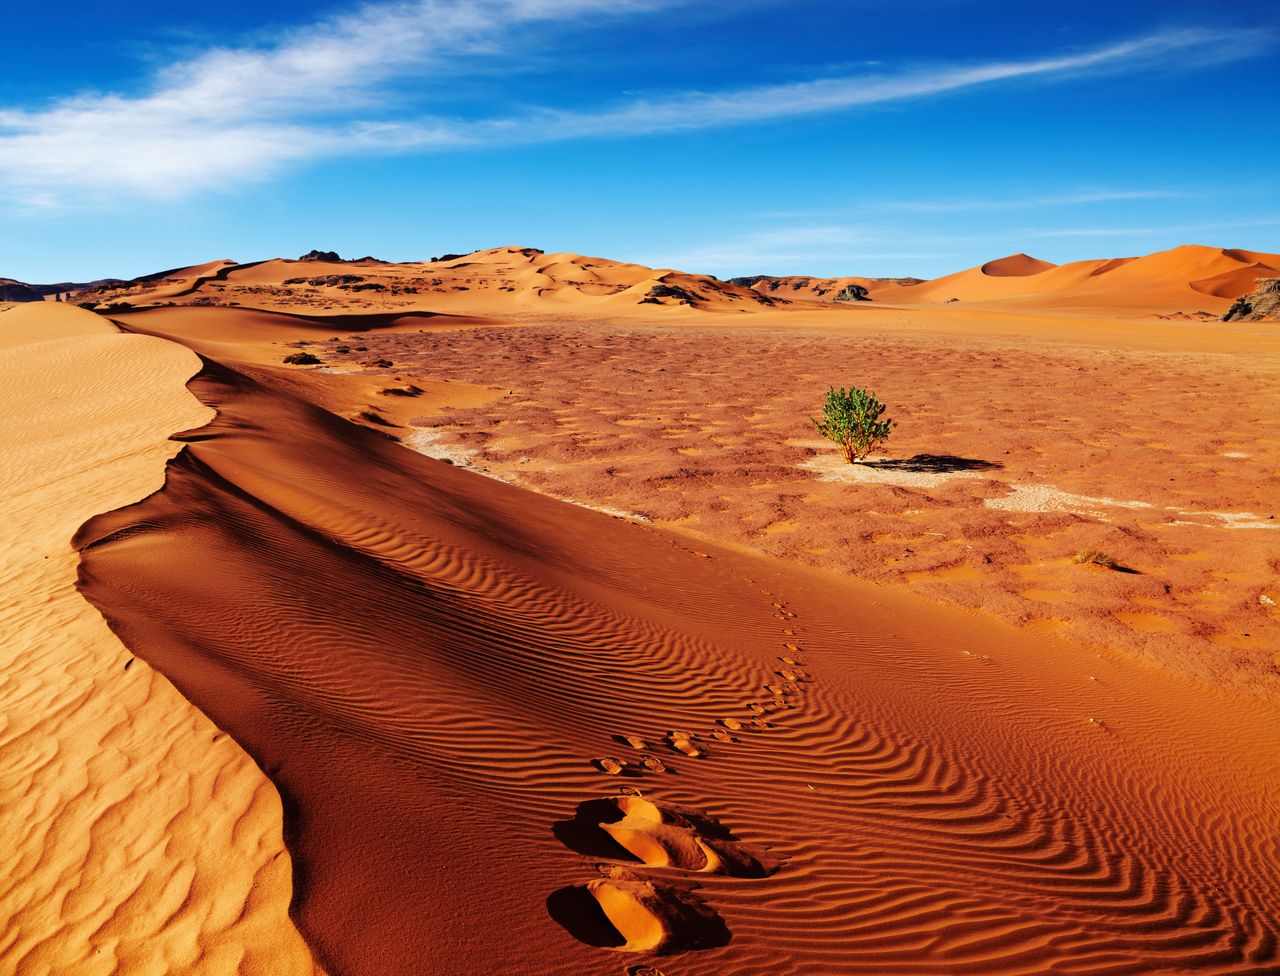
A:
[1073,549,1120,570]
[283,352,321,365]
[814,386,894,464]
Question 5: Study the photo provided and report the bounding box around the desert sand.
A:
[4,242,1280,975]
[0,303,323,975]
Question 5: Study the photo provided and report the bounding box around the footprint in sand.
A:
[555,795,780,879]
[638,754,668,773]
[549,795,780,954]
[547,874,728,954]
[719,715,772,732]
[665,730,706,759]
[594,757,628,775]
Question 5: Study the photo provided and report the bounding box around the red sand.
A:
[76,346,1280,975]
[8,241,1280,975]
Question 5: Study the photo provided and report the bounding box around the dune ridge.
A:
[68,313,1280,974]
[0,304,322,976]
[62,242,1280,319]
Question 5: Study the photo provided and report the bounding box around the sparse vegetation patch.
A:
[814,386,895,464]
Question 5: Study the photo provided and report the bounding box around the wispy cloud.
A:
[516,28,1262,139]
[1025,216,1280,238]
[0,4,1270,205]
[655,226,952,272]
[0,0,666,201]
[866,189,1185,214]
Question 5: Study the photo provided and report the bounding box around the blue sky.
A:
[1,0,1276,282]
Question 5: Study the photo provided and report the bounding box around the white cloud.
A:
[0,9,1270,205]
[519,29,1262,138]
[0,0,660,200]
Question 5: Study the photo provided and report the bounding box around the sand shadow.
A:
[546,886,628,949]
[867,454,1003,473]
[553,799,643,860]
[546,882,731,953]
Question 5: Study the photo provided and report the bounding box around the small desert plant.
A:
[814,386,895,464]
[283,352,321,365]
[1073,549,1120,570]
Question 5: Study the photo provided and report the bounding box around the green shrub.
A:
[814,386,895,464]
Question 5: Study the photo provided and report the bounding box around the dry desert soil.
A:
[3,243,1279,976]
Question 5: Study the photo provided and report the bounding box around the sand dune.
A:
[73,242,1280,319]
[61,307,1280,974]
[871,244,1280,312]
[0,304,321,975]
[979,252,1057,276]
[89,246,776,316]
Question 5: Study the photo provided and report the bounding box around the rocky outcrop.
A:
[298,249,343,262]
[833,282,869,302]
[0,279,44,303]
[1222,278,1280,322]
[639,283,703,305]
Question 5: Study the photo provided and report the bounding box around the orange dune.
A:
[0,303,321,975]
[79,242,1280,319]
[874,244,1280,313]
[979,252,1057,276]
[63,305,1280,975]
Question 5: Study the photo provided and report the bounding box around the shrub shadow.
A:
[867,454,1003,473]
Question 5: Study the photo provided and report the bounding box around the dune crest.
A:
[0,304,322,976]
[979,252,1056,276]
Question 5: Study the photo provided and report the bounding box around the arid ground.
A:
[3,245,1279,976]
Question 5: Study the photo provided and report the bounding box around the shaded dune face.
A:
[77,355,1280,975]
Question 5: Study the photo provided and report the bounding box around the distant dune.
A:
[737,244,1280,315]
[39,242,1280,320]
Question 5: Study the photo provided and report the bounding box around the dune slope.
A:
[0,304,321,976]
[74,328,1280,975]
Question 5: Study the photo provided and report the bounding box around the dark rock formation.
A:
[641,283,702,305]
[833,283,869,302]
[284,274,365,287]
[299,249,343,262]
[0,279,44,303]
[1223,278,1280,322]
